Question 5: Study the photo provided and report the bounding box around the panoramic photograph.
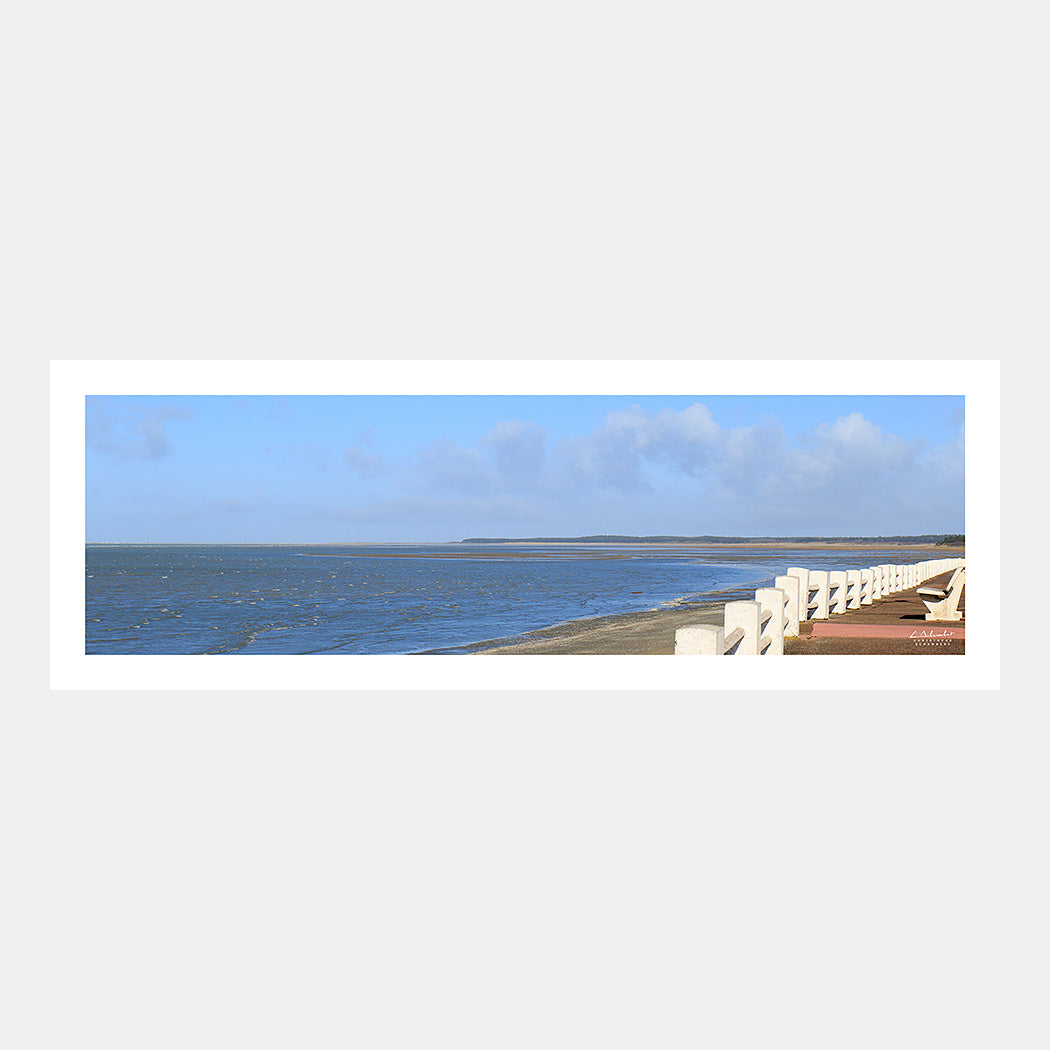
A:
[85,393,965,656]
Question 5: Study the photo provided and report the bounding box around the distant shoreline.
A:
[294,541,962,556]
[452,540,963,550]
[86,539,965,550]
[460,535,963,546]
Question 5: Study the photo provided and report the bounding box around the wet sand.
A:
[468,602,727,655]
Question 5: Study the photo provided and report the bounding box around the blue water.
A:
[84,543,941,655]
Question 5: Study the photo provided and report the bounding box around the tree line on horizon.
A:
[460,534,965,544]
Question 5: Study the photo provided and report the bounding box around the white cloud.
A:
[417,438,497,493]
[551,403,737,490]
[312,403,964,536]
[481,420,547,480]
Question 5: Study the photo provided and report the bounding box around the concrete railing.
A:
[674,557,965,656]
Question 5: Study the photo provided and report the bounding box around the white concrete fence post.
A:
[846,569,862,610]
[723,600,762,655]
[775,574,801,638]
[674,624,724,655]
[786,568,811,624]
[755,587,786,655]
[808,570,830,619]
[828,571,847,615]
[860,568,875,605]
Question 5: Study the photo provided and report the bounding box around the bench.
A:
[916,567,965,621]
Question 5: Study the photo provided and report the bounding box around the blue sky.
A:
[85,395,965,541]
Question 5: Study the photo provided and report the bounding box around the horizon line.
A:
[85,532,965,545]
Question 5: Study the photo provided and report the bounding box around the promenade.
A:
[476,561,966,656]
[784,568,965,655]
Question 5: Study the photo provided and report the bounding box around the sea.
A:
[84,543,938,656]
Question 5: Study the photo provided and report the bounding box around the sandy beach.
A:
[466,602,727,654]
